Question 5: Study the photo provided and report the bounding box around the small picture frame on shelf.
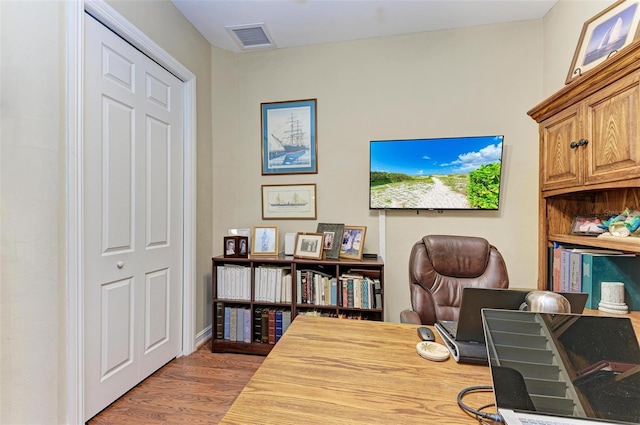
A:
[294,232,325,260]
[251,225,279,256]
[224,236,238,258]
[340,226,367,260]
[237,236,249,258]
[316,222,344,260]
[569,215,606,236]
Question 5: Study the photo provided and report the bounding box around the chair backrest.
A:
[408,235,509,325]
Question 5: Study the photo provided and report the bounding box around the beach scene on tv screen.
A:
[370,135,503,210]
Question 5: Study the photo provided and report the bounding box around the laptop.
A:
[434,288,588,364]
[482,308,640,425]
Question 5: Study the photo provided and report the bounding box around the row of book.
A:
[296,270,382,309]
[215,304,292,344]
[216,265,293,302]
[254,266,292,303]
[296,309,377,320]
[216,264,251,300]
[551,245,640,310]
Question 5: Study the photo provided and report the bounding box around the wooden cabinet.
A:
[529,42,640,290]
[211,255,384,355]
[540,70,640,193]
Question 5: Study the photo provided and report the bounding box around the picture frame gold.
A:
[566,0,640,84]
[293,232,324,260]
[261,183,317,220]
[339,226,367,260]
[251,225,279,256]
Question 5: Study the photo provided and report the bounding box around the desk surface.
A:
[221,312,640,425]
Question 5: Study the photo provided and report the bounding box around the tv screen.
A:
[369,135,504,211]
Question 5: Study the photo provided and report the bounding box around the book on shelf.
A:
[261,309,269,343]
[275,310,283,343]
[215,303,224,339]
[282,310,292,335]
[223,306,231,340]
[268,309,276,345]
[229,307,237,342]
[373,279,382,309]
[235,308,244,342]
[253,307,263,343]
[243,308,251,343]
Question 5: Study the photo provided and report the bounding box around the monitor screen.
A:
[369,135,504,211]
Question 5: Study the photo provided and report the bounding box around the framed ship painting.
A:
[261,98,317,175]
[261,184,317,219]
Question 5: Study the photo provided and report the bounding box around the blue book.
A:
[223,306,231,340]
[582,253,640,310]
[275,310,283,342]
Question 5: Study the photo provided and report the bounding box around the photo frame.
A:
[229,228,251,252]
[224,236,239,258]
[316,222,344,260]
[261,99,317,175]
[294,232,324,260]
[237,236,249,258]
[251,226,279,256]
[262,184,317,220]
[569,215,606,236]
[566,0,640,84]
[340,226,367,260]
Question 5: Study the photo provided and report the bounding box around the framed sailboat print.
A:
[566,0,640,84]
[261,98,317,175]
[261,184,317,219]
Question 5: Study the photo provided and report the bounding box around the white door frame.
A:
[66,1,197,423]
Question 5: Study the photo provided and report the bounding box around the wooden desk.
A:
[221,312,640,425]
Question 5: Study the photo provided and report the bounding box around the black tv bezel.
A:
[368,135,504,212]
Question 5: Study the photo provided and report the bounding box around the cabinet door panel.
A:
[540,105,581,191]
[586,73,640,185]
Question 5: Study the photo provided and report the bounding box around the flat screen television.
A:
[369,135,504,211]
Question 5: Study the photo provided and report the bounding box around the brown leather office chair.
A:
[400,235,509,325]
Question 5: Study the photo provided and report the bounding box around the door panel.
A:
[84,13,183,420]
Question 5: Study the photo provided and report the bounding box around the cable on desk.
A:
[457,385,503,424]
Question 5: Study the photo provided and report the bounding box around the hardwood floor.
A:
[88,342,264,424]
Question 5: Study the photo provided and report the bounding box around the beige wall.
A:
[1,2,64,423]
[0,0,615,423]
[215,19,544,322]
[543,0,617,96]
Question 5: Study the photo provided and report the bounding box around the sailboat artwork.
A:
[262,99,317,175]
[262,184,317,219]
[583,4,638,67]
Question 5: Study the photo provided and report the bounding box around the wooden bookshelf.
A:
[211,255,384,355]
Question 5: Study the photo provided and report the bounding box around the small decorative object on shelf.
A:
[294,232,324,260]
[211,255,384,355]
[340,226,367,260]
[251,225,279,255]
[599,281,629,314]
[597,208,640,238]
[224,236,239,258]
[569,215,606,236]
[316,222,344,260]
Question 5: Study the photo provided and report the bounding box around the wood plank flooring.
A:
[88,342,264,424]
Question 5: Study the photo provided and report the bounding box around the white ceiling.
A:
[171,0,558,54]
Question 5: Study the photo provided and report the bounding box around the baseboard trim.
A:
[195,325,212,349]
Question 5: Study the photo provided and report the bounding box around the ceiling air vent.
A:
[226,23,276,51]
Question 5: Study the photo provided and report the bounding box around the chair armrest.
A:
[400,309,422,324]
